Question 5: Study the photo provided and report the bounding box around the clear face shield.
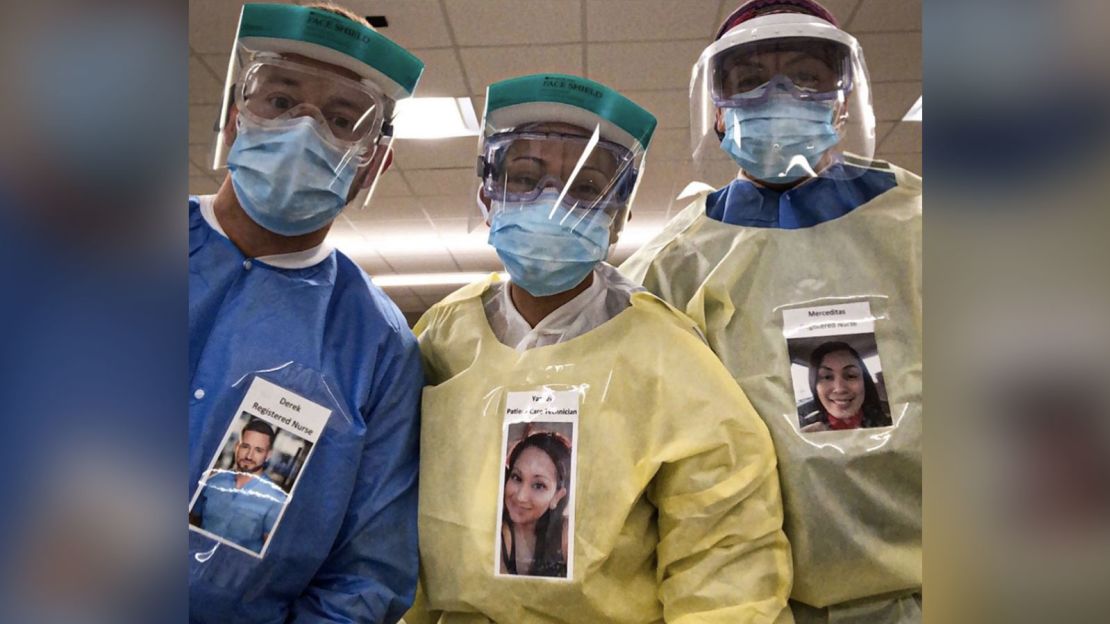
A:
[211,48,395,212]
[477,123,646,243]
[690,16,877,184]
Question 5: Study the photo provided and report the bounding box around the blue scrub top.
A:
[706,163,898,229]
[196,471,288,554]
[188,199,424,624]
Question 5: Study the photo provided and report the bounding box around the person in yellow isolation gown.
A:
[404,73,794,624]
[621,2,922,622]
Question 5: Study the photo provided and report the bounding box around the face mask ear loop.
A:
[475,185,490,221]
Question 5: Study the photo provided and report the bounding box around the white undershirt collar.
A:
[498,270,607,350]
[196,194,334,269]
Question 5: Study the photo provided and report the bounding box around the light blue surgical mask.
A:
[720,97,841,183]
[227,115,359,236]
[488,192,612,297]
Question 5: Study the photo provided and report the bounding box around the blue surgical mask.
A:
[720,98,840,183]
[488,193,611,297]
[227,115,359,236]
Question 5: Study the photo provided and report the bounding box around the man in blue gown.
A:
[188,4,426,622]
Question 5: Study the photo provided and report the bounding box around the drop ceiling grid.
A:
[188,0,920,196]
[187,0,921,319]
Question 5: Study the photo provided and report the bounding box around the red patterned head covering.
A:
[715,0,839,40]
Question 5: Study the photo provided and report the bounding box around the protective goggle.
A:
[711,37,853,106]
[477,131,639,212]
[234,57,391,161]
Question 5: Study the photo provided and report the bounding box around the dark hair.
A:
[503,430,571,577]
[241,417,277,448]
[808,341,891,428]
[303,2,374,28]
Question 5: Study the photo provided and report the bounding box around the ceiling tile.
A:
[646,128,693,161]
[189,175,220,195]
[360,196,431,221]
[371,169,413,197]
[188,0,243,54]
[697,159,741,190]
[393,137,478,170]
[588,40,706,91]
[409,283,470,299]
[350,253,399,275]
[587,1,719,42]
[430,218,478,236]
[190,104,219,144]
[383,251,460,273]
[403,168,475,197]
[407,48,470,96]
[344,218,433,239]
[189,144,215,170]
[201,54,233,85]
[355,0,452,49]
[417,195,479,220]
[878,121,920,153]
[190,56,224,104]
[822,0,865,26]
[634,161,696,213]
[385,294,428,313]
[621,89,690,128]
[447,1,582,46]
[872,81,921,122]
[874,121,896,145]
[855,32,921,82]
[460,45,583,96]
[400,311,422,328]
[451,250,503,272]
[848,0,921,32]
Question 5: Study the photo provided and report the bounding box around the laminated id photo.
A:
[188,377,330,557]
[783,302,893,433]
[495,389,580,580]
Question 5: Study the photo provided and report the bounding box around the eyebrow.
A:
[820,364,861,371]
[264,75,302,88]
[509,155,545,166]
[327,95,360,110]
[578,164,613,178]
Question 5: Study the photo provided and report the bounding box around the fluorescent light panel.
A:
[392,97,480,139]
[903,96,922,122]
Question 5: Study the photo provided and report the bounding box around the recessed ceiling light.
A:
[903,96,922,122]
[392,97,481,139]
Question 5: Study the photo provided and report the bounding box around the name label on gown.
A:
[495,388,581,581]
[188,377,331,558]
[782,302,895,435]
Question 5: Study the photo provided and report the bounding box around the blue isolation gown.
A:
[704,162,897,229]
[188,198,423,624]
